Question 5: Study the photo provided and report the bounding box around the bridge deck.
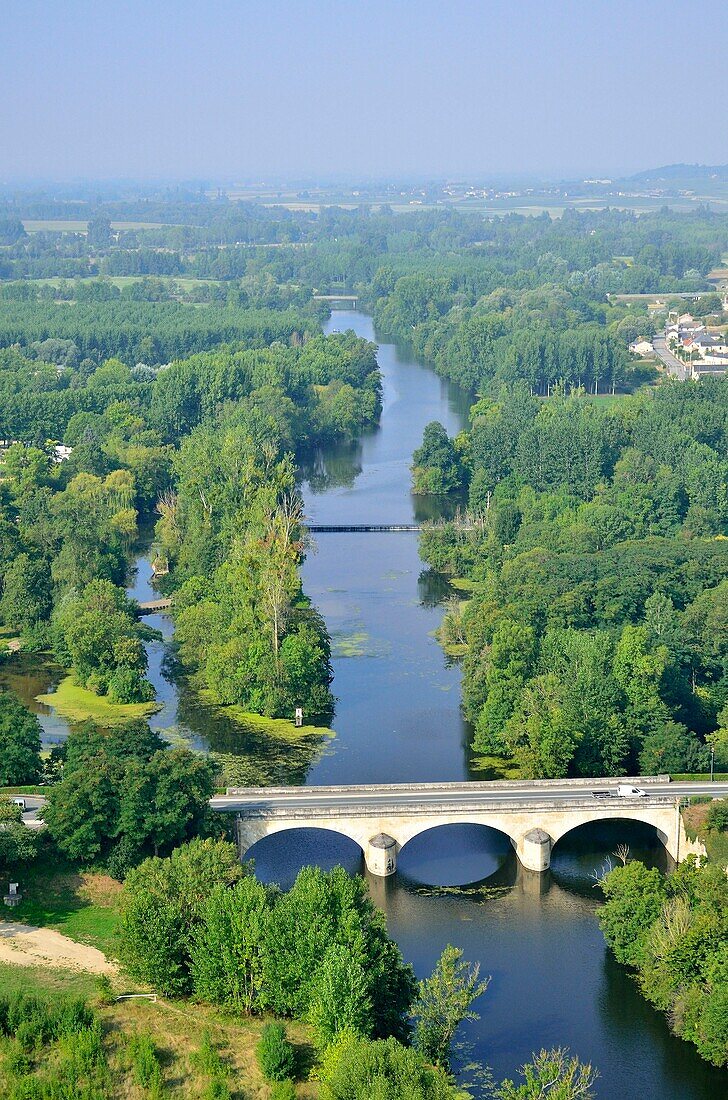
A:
[307,524,421,532]
[137,598,172,614]
[209,775,721,818]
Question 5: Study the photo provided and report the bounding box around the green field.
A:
[37,674,161,727]
[3,844,121,955]
[22,219,170,233]
[30,274,219,291]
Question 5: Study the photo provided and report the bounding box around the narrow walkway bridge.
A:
[137,598,172,615]
[312,294,359,304]
[307,524,422,533]
[211,777,727,876]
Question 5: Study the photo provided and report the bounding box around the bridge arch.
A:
[550,815,671,861]
[241,823,365,883]
[397,821,515,886]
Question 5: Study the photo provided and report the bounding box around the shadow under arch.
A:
[246,826,364,891]
[550,817,672,894]
[397,822,517,888]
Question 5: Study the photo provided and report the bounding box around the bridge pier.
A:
[518,828,552,873]
[366,833,397,876]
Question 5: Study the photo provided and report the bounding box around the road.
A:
[210,779,728,815]
[12,780,728,826]
[4,796,47,830]
[652,333,688,380]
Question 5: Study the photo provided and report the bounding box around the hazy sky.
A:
[3,0,727,182]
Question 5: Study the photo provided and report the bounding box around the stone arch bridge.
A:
[210,776,718,876]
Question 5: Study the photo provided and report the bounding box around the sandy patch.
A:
[0,921,116,974]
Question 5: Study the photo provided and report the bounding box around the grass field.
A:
[37,674,161,727]
[4,844,121,956]
[0,959,319,1098]
[22,219,170,233]
[31,274,218,290]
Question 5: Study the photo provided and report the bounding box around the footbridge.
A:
[211,777,726,876]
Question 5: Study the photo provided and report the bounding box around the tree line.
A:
[415,379,728,779]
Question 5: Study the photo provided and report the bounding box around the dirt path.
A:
[0,921,116,974]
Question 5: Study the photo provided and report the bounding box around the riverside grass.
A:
[37,675,161,727]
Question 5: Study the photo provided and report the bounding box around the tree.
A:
[598,861,666,968]
[0,692,42,786]
[503,674,582,778]
[45,722,215,864]
[639,720,708,774]
[0,554,53,641]
[260,866,416,1040]
[308,944,374,1047]
[495,1048,598,1100]
[118,839,243,995]
[0,799,38,876]
[412,422,463,494]
[412,945,489,1068]
[190,878,272,1013]
[317,1033,458,1100]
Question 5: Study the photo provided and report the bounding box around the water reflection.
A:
[397,824,514,887]
[250,828,364,890]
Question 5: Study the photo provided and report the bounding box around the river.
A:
[3,310,724,1097]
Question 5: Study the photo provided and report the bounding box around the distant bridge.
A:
[312,293,359,305]
[307,523,422,533]
[211,776,724,876]
[137,598,172,615]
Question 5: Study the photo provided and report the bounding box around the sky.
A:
[2,0,727,183]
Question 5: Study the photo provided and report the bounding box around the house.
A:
[690,358,728,379]
[629,339,654,356]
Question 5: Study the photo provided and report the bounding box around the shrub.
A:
[706,799,728,833]
[256,1023,296,1082]
[127,1031,163,1091]
[270,1082,297,1100]
[94,974,116,1007]
[191,1031,228,1078]
[202,1080,232,1100]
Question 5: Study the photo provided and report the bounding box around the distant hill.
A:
[622,164,728,185]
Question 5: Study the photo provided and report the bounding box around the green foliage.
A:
[118,838,243,996]
[599,858,728,1066]
[317,1032,459,1100]
[259,866,416,1041]
[412,422,463,495]
[44,720,216,865]
[411,945,489,1068]
[189,878,272,1013]
[52,578,151,699]
[269,1082,297,1100]
[0,692,42,786]
[121,854,416,1043]
[0,800,38,876]
[308,944,374,1047]
[127,1031,164,1094]
[598,861,666,968]
[494,1048,598,1099]
[255,1023,296,1082]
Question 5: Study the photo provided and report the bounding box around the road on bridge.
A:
[211,778,728,814]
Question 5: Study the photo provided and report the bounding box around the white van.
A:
[11,797,26,810]
[616,785,647,798]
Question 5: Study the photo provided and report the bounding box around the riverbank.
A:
[37,674,161,727]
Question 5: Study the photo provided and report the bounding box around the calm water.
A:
[3,310,724,1097]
